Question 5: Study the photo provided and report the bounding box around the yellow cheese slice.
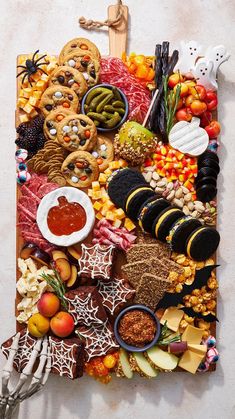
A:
[160,307,184,332]
[181,325,204,345]
[178,350,205,374]
[188,344,207,356]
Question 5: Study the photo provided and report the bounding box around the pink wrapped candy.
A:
[206,347,219,364]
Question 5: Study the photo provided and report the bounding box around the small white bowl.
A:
[36,187,95,246]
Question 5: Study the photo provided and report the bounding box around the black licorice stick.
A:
[149,49,179,132]
[154,44,162,90]
[158,42,170,142]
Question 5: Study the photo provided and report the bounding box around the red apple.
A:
[50,311,75,338]
[37,292,60,318]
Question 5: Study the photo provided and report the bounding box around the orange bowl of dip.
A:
[36,187,95,246]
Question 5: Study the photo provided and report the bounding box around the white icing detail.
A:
[48,337,77,379]
[169,117,209,156]
[78,244,114,280]
[100,144,107,151]
[36,187,95,246]
[54,91,63,99]
[65,293,104,325]
[175,40,203,73]
[68,59,76,67]
[71,175,79,183]
[92,151,99,158]
[49,128,57,135]
[97,278,135,315]
[76,320,118,361]
[63,125,71,133]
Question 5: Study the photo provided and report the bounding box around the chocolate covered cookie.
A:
[39,85,79,116]
[61,150,99,188]
[49,66,88,99]
[57,114,97,152]
[59,37,101,64]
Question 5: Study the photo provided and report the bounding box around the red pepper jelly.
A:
[47,196,86,236]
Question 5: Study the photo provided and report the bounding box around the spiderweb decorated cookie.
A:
[76,320,118,361]
[49,336,85,379]
[97,277,135,315]
[78,243,115,280]
[64,286,107,326]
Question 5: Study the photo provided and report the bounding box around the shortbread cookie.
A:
[90,135,114,172]
[61,51,100,87]
[57,114,97,152]
[59,37,101,64]
[39,86,79,116]
[49,66,88,99]
[43,108,75,141]
[61,150,99,188]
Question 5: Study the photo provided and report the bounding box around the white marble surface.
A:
[0,0,235,418]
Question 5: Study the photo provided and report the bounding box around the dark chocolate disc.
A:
[196,176,217,190]
[196,184,217,202]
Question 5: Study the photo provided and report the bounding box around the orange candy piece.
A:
[63,136,70,142]
[62,102,70,108]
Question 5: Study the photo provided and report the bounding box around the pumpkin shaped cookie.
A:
[61,151,99,188]
[43,108,75,140]
[59,37,101,64]
[61,51,100,87]
[49,66,88,100]
[57,114,97,152]
[91,135,114,172]
[39,86,79,116]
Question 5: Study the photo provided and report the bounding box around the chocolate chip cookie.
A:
[61,51,100,88]
[49,66,88,100]
[59,37,101,64]
[90,135,114,172]
[43,108,75,141]
[57,114,97,152]
[39,86,79,116]
[61,150,99,188]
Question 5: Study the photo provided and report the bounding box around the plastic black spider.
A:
[16,50,48,86]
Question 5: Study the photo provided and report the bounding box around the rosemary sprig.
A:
[163,75,181,136]
[41,269,68,310]
[157,321,181,346]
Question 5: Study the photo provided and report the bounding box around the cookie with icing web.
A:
[78,243,115,280]
[49,336,85,379]
[97,277,135,315]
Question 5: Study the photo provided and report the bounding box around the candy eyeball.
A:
[15,148,28,162]
[16,170,31,185]
[17,162,27,171]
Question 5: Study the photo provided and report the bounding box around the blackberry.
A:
[15,115,46,158]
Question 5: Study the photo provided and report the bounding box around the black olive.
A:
[45,104,52,111]
[46,121,53,128]
[58,75,65,84]
[80,119,87,127]
[68,94,73,101]
[90,70,96,79]
[85,167,92,174]
[81,60,88,67]
[68,163,75,170]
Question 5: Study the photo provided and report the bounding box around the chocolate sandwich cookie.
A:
[152,207,184,242]
[108,168,149,209]
[166,216,202,254]
[39,85,79,116]
[196,167,218,183]
[125,186,155,221]
[186,226,220,261]
[198,158,220,175]
[57,114,97,152]
[43,108,74,141]
[59,37,101,64]
[196,184,217,202]
[196,176,217,190]
[61,51,100,88]
[138,196,171,233]
[198,150,219,166]
[49,66,88,100]
[61,150,99,188]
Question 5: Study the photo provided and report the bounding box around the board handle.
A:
[108,3,128,58]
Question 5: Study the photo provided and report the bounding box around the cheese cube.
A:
[93,201,102,211]
[124,218,136,231]
[19,114,30,123]
[178,350,205,374]
[106,211,115,221]
[29,109,38,118]
[23,103,34,114]
[95,212,103,220]
[119,159,128,168]
[29,96,39,107]
[17,97,28,108]
[104,168,112,176]
[40,73,49,81]
[106,200,115,210]
[22,87,32,98]
[109,161,120,170]
[88,189,93,197]
[92,181,100,191]
[98,173,107,184]
[33,90,42,99]
[114,208,125,220]
[35,80,47,91]
[92,191,102,200]
[113,219,122,228]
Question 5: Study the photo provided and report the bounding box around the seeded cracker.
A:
[134,273,170,310]
[126,243,170,263]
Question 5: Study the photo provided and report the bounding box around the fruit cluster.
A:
[168,73,221,139]
[85,353,119,384]
[122,52,155,87]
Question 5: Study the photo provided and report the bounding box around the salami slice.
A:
[37,183,59,198]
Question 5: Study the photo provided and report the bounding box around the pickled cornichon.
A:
[83,85,127,129]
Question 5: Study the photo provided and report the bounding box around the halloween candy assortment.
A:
[2,34,230,385]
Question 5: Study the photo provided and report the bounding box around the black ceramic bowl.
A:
[114,304,161,352]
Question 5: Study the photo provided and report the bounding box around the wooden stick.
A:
[108,3,128,58]
[142,89,159,128]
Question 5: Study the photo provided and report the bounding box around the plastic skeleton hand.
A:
[174,40,203,73]
[0,334,51,419]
